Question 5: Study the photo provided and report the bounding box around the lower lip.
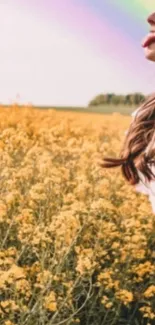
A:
[144,41,155,48]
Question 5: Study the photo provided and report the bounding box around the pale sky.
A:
[0,2,155,107]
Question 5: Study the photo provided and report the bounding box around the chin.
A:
[144,48,155,62]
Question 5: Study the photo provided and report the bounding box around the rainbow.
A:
[14,0,155,97]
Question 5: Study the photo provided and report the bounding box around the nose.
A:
[147,12,155,25]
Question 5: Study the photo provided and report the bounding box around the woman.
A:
[100,12,155,213]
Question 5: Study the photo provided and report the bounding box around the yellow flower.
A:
[1,300,19,312]
[105,302,113,309]
[44,291,57,312]
[144,285,155,298]
[4,321,15,325]
[0,202,7,222]
[139,306,155,319]
[133,261,155,278]
[44,302,57,312]
[101,295,113,308]
[8,264,26,280]
[115,290,133,305]
[0,105,154,323]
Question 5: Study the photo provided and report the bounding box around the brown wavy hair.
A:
[99,93,155,185]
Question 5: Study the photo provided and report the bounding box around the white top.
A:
[126,108,155,213]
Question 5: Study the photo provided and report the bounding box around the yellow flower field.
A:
[0,105,155,325]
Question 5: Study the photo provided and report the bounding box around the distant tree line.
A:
[88,92,147,106]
